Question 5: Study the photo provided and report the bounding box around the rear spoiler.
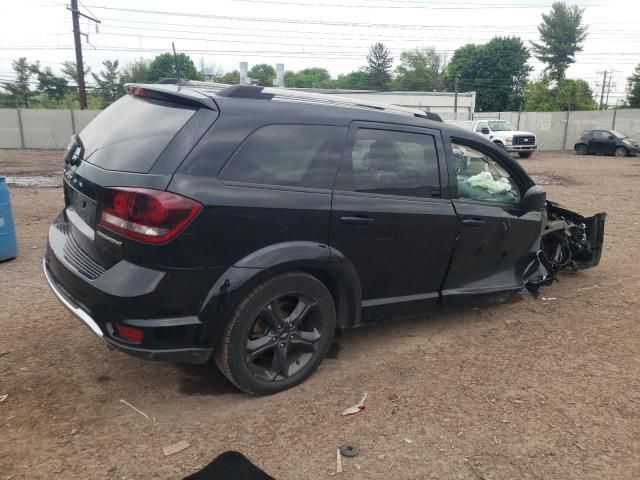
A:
[123,83,217,110]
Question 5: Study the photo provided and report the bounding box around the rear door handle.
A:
[340,215,375,225]
[461,218,486,227]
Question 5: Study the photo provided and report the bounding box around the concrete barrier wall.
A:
[0,108,639,150]
[0,109,22,148]
[0,109,102,149]
[477,109,639,150]
[21,109,74,149]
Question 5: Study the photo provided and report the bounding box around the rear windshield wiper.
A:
[64,134,85,167]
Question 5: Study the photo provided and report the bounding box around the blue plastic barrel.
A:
[0,176,18,261]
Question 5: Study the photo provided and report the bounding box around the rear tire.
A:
[215,271,336,395]
[518,151,533,159]
[575,144,588,155]
[614,146,628,157]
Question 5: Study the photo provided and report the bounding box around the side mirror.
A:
[608,135,614,140]
[481,127,490,134]
[521,185,546,211]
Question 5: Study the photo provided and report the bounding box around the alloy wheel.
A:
[244,293,323,382]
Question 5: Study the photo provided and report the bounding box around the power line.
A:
[2,45,639,67]
[82,5,625,31]
[228,0,602,9]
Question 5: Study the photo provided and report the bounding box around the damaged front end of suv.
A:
[526,202,606,292]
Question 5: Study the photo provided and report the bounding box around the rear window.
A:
[79,95,196,173]
[219,124,346,189]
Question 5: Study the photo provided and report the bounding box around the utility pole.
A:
[597,70,608,110]
[605,78,615,107]
[68,1,100,110]
[612,98,623,130]
[70,0,87,109]
[453,74,459,120]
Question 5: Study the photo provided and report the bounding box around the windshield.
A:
[487,121,515,132]
[611,130,626,139]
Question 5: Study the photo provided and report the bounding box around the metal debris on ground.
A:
[336,448,343,474]
[342,393,367,416]
[162,440,190,457]
[339,444,360,457]
[119,398,157,424]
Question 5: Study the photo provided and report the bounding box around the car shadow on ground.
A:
[165,292,528,395]
[175,362,239,396]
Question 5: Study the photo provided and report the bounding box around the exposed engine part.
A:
[540,202,605,276]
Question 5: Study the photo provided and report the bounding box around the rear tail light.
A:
[99,187,202,244]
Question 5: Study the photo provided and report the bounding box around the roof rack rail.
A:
[164,81,440,121]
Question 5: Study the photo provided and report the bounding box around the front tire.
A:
[518,151,533,159]
[215,271,336,395]
[614,146,628,157]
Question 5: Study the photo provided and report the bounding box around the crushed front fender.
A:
[524,202,606,292]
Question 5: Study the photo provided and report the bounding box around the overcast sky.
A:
[1,0,638,103]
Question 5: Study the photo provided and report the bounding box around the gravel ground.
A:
[1,149,639,480]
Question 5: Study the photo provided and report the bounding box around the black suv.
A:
[45,82,606,394]
[574,129,640,157]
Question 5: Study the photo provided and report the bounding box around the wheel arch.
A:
[198,242,362,347]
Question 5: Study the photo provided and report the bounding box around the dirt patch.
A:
[1,149,639,480]
[530,173,575,186]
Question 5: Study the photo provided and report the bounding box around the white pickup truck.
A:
[457,120,537,158]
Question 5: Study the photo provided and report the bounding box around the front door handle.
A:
[340,215,375,225]
[461,217,486,227]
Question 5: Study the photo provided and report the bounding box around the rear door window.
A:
[339,127,441,198]
[219,124,346,189]
[79,95,196,173]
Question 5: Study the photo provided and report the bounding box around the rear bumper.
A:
[44,212,218,364]
[44,258,213,363]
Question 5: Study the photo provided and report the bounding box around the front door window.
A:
[452,142,520,205]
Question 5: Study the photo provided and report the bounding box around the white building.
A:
[293,89,476,121]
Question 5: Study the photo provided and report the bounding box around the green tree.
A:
[284,68,333,88]
[92,60,124,107]
[34,66,70,105]
[627,63,640,108]
[2,57,36,107]
[249,64,276,86]
[365,42,393,90]
[531,1,588,80]
[61,61,91,89]
[523,75,594,111]
[120,58,150,84]
[335,70,370,90]
[393,47,447,91]
[447,37,532,112]
[146,53,201,83]
[216,70,240,84]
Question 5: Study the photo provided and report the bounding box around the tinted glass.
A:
[220,124,345,189]
[592,130,610,139]
[80,95,196,173]
[452,142,520,205]
[342,128,440,198]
